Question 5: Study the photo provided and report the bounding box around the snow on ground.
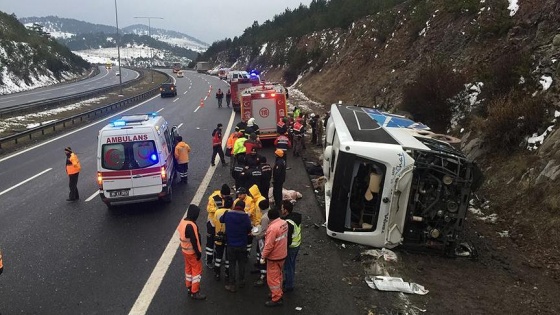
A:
[0,96,107,133]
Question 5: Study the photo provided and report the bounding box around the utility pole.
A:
[114,0,123,96]
[134,16,163,83]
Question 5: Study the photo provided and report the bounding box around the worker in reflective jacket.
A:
[261,208,288,307]
[178,204,206,300]
[281,200,302,292]
[64,147,81,201]
[174,136,191,183]
[212,196,234,281]
[205,184,231,267]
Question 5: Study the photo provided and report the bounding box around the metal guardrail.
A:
[0,69,171,150]
[0,67,144,118]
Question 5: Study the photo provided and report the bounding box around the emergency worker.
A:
[232,157,250,191]
[274,132,291,168]
[259,156,272,199]
[233,133,248,165]
[246,161,263,190]
[225,89,232,108]
[292,118,304,157]
[64,147,81,201]
[272,149,286,209]
[234,187,255,254]
[253,199,270,287]
[244,133,262,154]
[174,136,191,183]
[216,88,224,108]
[261,208,288,307]
[178,204,207,300]
[213,196,234,281]
[206,184,231,267]
[235,119,247,136]
[309,113,318,145]
[245,117,260,137]
[226,131,240,171]
[211,124,227,167]
[281,200,302,292]
[276,117,287,135]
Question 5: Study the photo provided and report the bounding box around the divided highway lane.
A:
[0,66,138,110]
[0,70,232,314]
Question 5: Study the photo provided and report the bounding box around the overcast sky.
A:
[1,0,313,44]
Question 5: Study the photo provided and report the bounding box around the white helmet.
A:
[247,117,256,126]
[310,113,316,118]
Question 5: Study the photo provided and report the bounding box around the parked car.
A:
[160,83,177,97]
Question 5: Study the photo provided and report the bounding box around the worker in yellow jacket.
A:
[174,136,191,183]
[212,195,234,281]
[205,184,231,267]
[64,147,81,201]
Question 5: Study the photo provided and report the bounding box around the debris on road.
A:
[362,248,398,262]
[365,276,429,295]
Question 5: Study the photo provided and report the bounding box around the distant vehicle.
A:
[240,83,287,140]
[106,61,112,69]
[195,61,210,73]
[322,104,483,256]
[172,62,182,73]
[115,71,120,76]
[160,83,177,97]
[226,70,249,82]
[218,68,229,80]
[176,70,184,78]
[96,113,176,208]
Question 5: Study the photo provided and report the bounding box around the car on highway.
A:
[115,71,120,76]
[176,70,184,78]
[160,83,177,97]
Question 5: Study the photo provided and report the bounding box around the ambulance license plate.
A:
[110,190,129,197]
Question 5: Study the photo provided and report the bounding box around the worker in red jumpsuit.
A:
[261,208,288,307]
[178,204,207,300]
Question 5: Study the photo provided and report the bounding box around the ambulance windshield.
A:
[102,141,158,170]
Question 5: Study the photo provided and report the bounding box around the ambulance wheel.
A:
[162,186,173,203]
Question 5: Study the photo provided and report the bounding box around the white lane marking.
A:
[0,168,52,196]
[194,106,200,113]
[183,91,187,95]
[85,190,99,202]
[156,108,164,113]
[128,112,235,315]
[176,123,183,129]
[173,98,179,103]
[0,94,161,163]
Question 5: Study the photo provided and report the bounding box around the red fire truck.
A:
[240,84,288,140]
[230,75,261,112]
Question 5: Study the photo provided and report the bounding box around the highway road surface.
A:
[0,66,138,111]
[0,70,359,315]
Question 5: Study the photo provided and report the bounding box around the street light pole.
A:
[114,0,123,96]
[134,16,163,83]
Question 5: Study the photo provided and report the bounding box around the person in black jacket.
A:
[225,89,232,108]
[259,156,272,200]
[272,149,286,209]
[216,89,224,108]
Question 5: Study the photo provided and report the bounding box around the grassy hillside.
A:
[0,11,89,85]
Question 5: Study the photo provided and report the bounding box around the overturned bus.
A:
[322,104,482,255]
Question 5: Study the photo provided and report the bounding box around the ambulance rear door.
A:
[127,128,164,197]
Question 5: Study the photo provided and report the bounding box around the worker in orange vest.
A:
[64,147,81,201]
[174,136,191,183]
[261,208,288,307]
[178,204,207,300]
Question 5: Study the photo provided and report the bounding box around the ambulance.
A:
[96,113,176,208]
[240,83,288,140]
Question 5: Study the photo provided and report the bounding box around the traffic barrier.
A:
[200,98,204,107]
